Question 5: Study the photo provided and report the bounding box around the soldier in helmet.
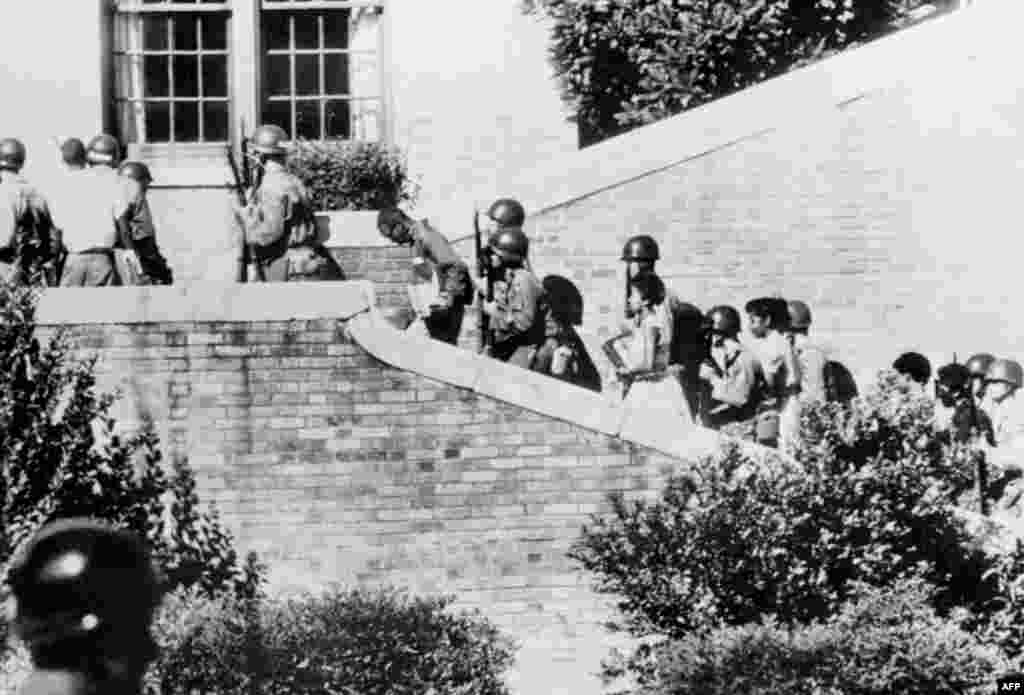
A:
[60,138,87,172]
[965,353,996,404]
[115,161,173,285]
[0,138,60,285]
[532,274,602,392]
[698,305,762,429]
[57,135,132,286]
[232,125,342,282]
[619,235,705,414]
[378,206,470,344]
[978,358,1024,510]
[471,206,546,367]
[6,518,163,695]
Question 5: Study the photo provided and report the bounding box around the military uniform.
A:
[488,266,546,367]
[410,219,472,345]
[237,160,343,282]
[702,337,762,428]
[0,171,58,285]
[117,166,173,285]
[58,166,126,287]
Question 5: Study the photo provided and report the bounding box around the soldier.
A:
[784,300,827,402]
[966,352,996,404]
[473,226,546,368]
[698,305,762,429]
[6,518,163,695]
[58,135,129,286]
[233,124,343,282]
[532,274,602,392]
[934,362,995,445]
[0,138,60,285]
[745,297,801,447]
[619,235,705,414]
[116,162,173,285]
[377,206,471,344]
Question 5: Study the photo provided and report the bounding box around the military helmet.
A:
[61,138,87,167]
[0,138,27,170]
[118,161,152,184]
[621,235,660,262]
[706,305,741,337]
[486,199,526,229]
[965,353,996,378]
[7,518,162,652]
[489,228,529,263]
[787,300,812,330]
[86,134,121,166]
[250,124,289,156]
[986,358,1023,389]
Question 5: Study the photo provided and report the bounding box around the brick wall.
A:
[35,284,705,695]
[517,1,1024,386]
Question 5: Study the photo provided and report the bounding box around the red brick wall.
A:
[52,313,683,695]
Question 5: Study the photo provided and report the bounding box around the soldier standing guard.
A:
[6,518,163,695]
[0,138,60,286]
[116,162,174,285]
[377,206,472,344]
[472,210,546,368]
[619,235,705,414]
[232,124,343,282]
[58,135,129,287]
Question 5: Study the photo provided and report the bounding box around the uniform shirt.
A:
[792,335,828,403]
[491,267,544,345]
[241,161,313,248]
[121,182,156,241]
[748,331,801,404]
[55,166,127,252]
[708,338,761,407]
[0,172,52,251]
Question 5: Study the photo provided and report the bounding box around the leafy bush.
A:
[0,280,260,598]
[571,370,1024,685]
[288,139,419,212]
[642,580,1007,695]
[145,585,515,695]
[525,0,956,146]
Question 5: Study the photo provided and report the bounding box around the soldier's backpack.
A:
[823,359,859,403]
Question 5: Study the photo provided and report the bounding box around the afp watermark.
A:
[998,672,1024,691]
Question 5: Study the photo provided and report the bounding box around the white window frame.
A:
[109,0,392,183]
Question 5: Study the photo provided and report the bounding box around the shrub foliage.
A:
[526,0,957,146]
[288,139,419,212]
[572,371,1024,688]
[0,280,258,597]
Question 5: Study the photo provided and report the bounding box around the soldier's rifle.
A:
[473,209,493,355]
[226,128,251,283]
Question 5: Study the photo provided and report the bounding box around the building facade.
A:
[0,0,576,281]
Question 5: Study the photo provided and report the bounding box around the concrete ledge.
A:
[348,307,732,462]
[35,281,374,326]
[515,0,1015,216]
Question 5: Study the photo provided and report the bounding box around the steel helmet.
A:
[787,300,812,330]
[7,518,162,653]
[250,124,289,156]
[0,138,27,170]
[986,358,1023,389]
[61,138,87,167]
[118,161,153,184]
[706,305,741,337]
[86,134,121,166]
[620,235,660,262]
[489,228,529,263]
[486,198,526,229]
[965,353,996,379]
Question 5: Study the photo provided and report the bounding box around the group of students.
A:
[0,135,173,288]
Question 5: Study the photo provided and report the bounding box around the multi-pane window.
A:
[111,0,387,158]
[113,1,231,145]
[261,1,384,141]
